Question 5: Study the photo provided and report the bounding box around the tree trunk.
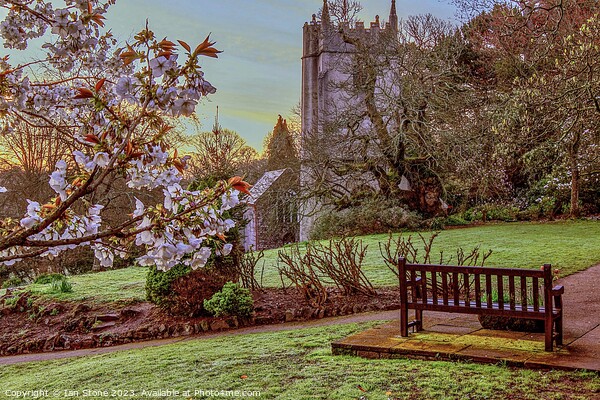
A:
[568,132,581,218]
[569,160,580,218]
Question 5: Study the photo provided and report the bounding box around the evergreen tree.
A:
[264,115,299,172]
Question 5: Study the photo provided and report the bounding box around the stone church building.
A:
[243,168,298,251]
[299,0,402,241]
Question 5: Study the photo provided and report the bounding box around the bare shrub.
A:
[309,238,375,296]
[277,236,376,307]
[278,245,328,309]
[237,248,264,290]
[379,232,493,295]
[379,232,493,278]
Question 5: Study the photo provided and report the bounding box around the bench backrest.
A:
[399,258,554,318]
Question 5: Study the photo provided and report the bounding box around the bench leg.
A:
[555,316,563,346]
[554,295,563,346]
[400,306,408,337]
[545,317,553,352]
[415,310,423,332]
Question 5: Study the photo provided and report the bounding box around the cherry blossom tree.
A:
[0,0,250,271]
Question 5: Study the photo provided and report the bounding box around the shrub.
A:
[203,282,254,318]
[461,203,521,222]
[145,262,237,316]
[462,207,483,222]
[237,248,264,290]
[486,205,519,222]
[145,263,191,306]
[278,237,376,309]
[519,197,557,220]
[379,232,493,278]
[1,277,24,289]
[444,215,470,226]
[168,268,230,317]
[34,273,67,285]
[310,198,422,240]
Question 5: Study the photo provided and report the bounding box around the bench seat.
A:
[407,298,561,320]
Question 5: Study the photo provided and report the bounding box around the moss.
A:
[414,332,546,353]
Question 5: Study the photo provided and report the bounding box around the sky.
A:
[3,0,457,150]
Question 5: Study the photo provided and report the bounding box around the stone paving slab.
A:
[457,345,535,366]
[391,338,470,355]
[333,264,600,373]
[471,329,532,340]
[426,324,479,335]
[332,318,600,372]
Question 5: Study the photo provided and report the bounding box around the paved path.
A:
[1,264,599,370]
[552,263,600,370]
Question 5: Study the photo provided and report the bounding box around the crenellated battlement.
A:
[302,1,398,58]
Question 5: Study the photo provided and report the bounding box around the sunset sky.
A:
[3,0,456,150]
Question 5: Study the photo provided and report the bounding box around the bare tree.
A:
[0,121,75,218]
[188,117,258,181]
[303,7,471,215]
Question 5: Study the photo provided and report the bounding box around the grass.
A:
[0,322,597,399]
[0,222,597,400]
[13,267,147,303]
[260,220,600,287]
[2,220,599,303]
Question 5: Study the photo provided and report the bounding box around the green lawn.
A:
[8,267,148,303]
[259,220,600,286]
[2,223,599,399]
[4,220,599,303]
[0,322,597,399]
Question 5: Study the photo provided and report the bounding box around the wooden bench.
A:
[398,258,564,351]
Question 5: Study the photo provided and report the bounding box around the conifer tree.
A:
[264,115,299,172]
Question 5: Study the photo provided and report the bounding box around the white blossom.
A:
[189,247,212,270]
[133,198,145,218]
[171,96,197,117]
[221,191,240,211]
[221,243,233,256]
[0,1,238,271]
[149,55,177,78]
[49,170,68,201]
[92,152,110,168]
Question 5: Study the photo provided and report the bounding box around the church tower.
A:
[389,0,398,32]
[299,1,399,241]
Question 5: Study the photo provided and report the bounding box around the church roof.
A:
[248,168,290,205]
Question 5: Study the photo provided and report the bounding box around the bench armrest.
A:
[551,285,564,296]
